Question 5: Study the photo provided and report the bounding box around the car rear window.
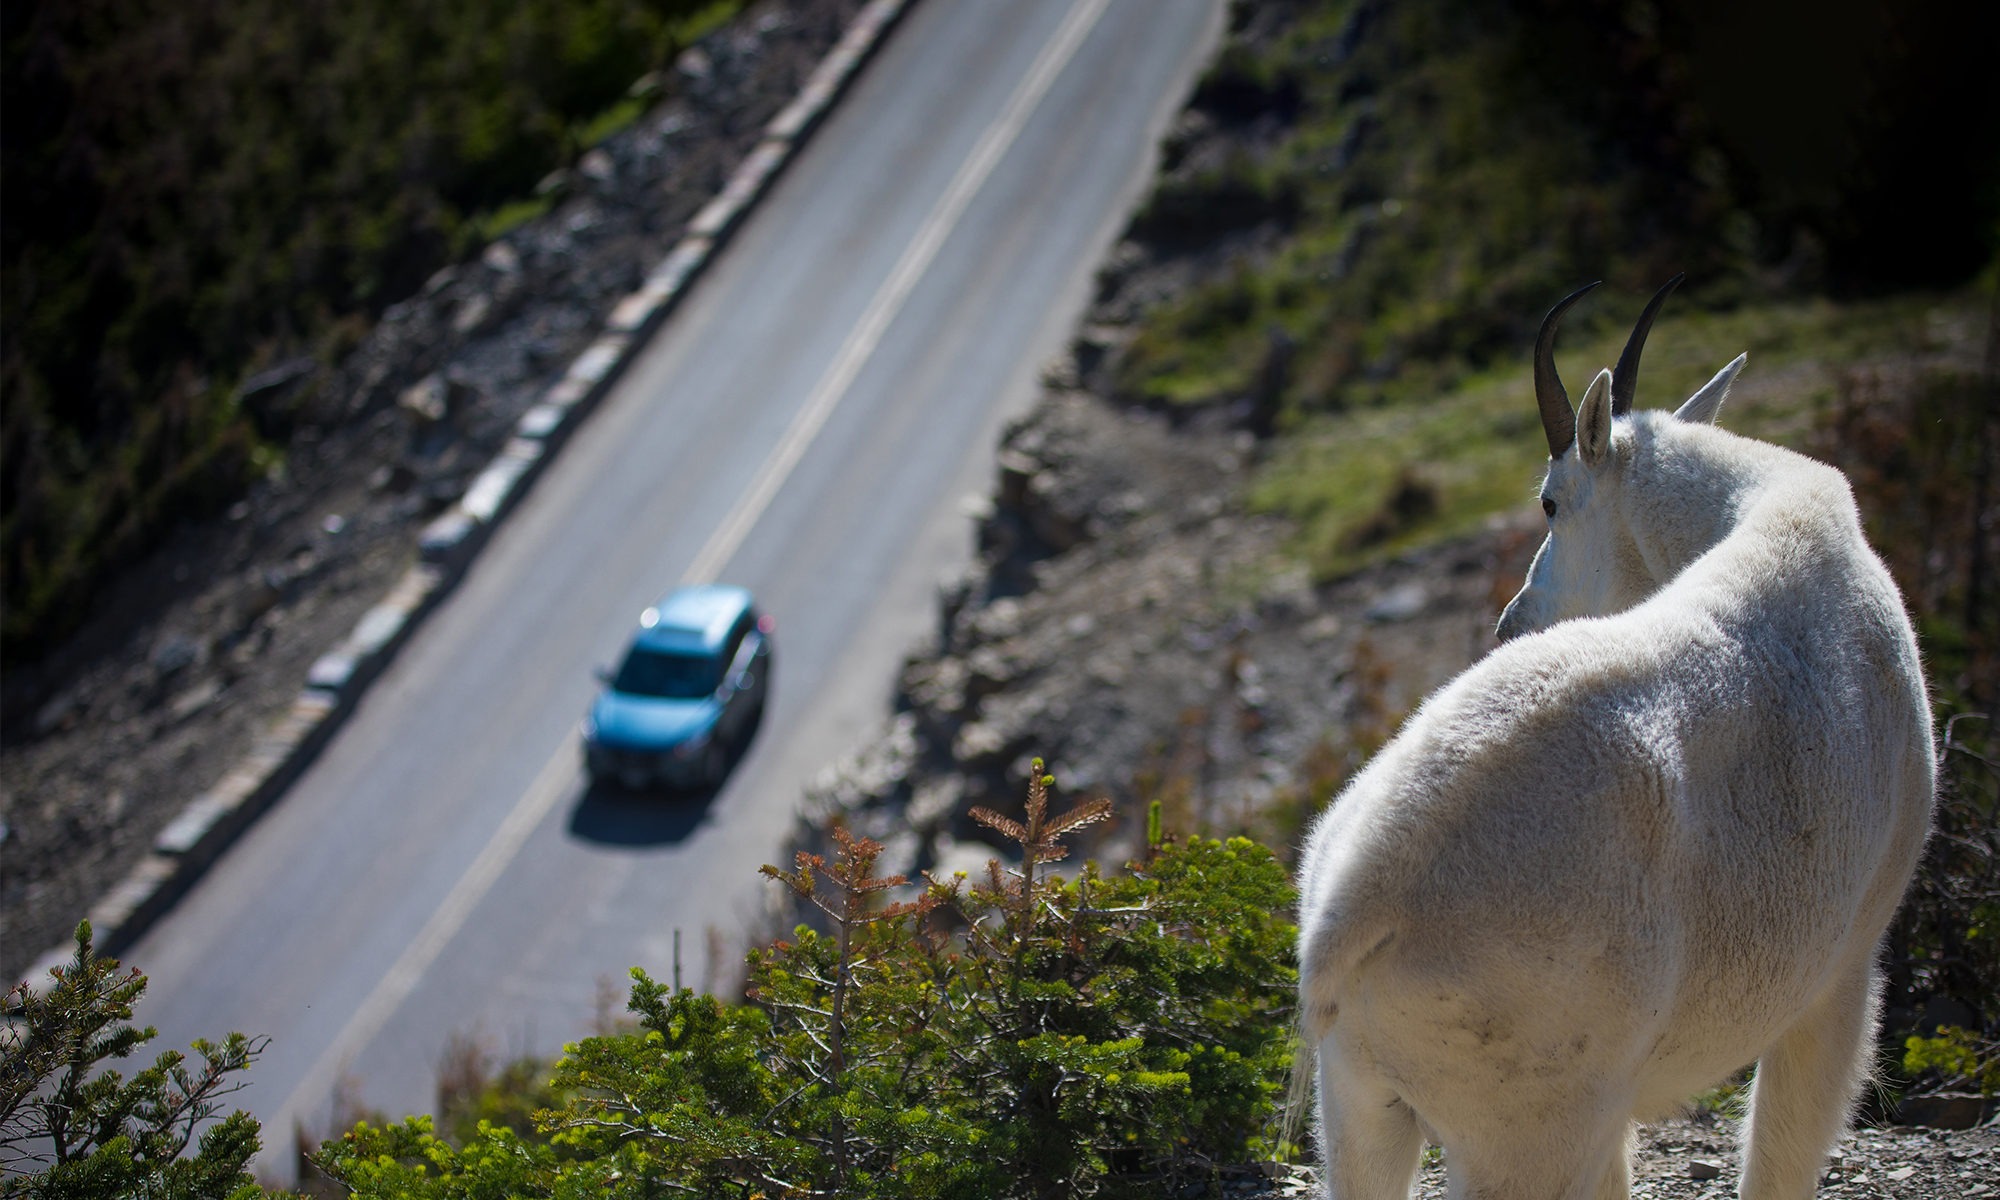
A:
[612,648,719,699]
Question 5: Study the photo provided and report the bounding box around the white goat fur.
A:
[1294,359,1934,1199]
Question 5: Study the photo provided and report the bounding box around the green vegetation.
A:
[1689,1068,1752,1119]
[1,0,739,661]
[1903,1026,2000,1099]
[1255,295,1986,575]
[316,768,1298,1198]
[0,922,268,1198]
[0,777,1298,1198]
[434,1034,570,1151]
[1837,358,2000,1092]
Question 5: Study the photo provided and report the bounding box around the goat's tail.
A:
[1279,911,1395,1157]
[1279,1015,1318,1155]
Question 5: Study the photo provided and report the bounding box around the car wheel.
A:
[702,739,728,788]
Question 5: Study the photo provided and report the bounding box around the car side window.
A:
[721,615,754,672]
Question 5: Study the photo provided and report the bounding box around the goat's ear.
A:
[1674,353,1746,425]
[1577,368,1615,467]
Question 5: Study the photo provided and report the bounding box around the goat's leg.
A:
[1441,1114,1630,1200]
[1315,1035,1422,1200]
[1739,959,1879,1200]
[1587,1125,1635,1200]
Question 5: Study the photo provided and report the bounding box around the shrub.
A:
[0,922,270,1199]
[318,765,1300,1198]
[1902,1026,2000,1100]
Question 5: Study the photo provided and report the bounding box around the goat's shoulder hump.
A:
[1390,631,1655,776]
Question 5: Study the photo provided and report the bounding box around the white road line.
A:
[265,736,577,1162]
[681,0,1115,586]
[264,0,1114,1168]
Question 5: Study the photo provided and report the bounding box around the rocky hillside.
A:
[798,380,1539,884]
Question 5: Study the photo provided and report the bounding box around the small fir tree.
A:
[0,922,269,1200]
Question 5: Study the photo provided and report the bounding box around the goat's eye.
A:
[1541,496,1557,520]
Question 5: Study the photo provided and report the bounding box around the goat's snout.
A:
[1495,590,1537,643]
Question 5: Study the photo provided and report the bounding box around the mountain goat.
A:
[1294,278,1934,1199]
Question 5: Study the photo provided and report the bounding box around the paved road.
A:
[127,0,1222,1176]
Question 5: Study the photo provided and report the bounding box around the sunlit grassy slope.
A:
[1251,293,1989,578]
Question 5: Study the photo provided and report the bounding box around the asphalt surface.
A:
[123,0,1223,1176]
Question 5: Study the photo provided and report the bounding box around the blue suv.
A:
[582,585,771,791]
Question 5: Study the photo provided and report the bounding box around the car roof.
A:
[631,584,753,655]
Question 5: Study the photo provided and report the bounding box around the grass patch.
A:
[667,0,743,48]
[1691,1067,1752,1118]
[574,97,649,150]
[1253,292,1986,579]
[474,195,556,244]
[1253,376,1542,576]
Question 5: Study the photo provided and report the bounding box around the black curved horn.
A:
[1610,273,1684,416]
[1534,281,1600,458]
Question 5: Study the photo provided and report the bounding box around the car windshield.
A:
[612,647,719,699]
